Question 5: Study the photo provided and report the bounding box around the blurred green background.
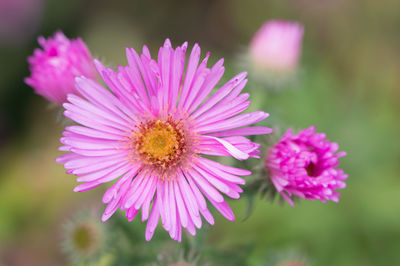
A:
[1,0,399,265]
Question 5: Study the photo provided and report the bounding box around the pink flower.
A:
[250,20,304,73]
[25,31,97,105]
[56,39,273,241]
[266,127,347,206]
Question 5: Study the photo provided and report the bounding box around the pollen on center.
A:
[130,117,187,170]
[140,120,179,159]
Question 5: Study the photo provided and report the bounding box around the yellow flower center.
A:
[140,120,179,160]
[132,117,187,170]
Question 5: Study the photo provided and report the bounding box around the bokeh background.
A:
[1,0,399,265]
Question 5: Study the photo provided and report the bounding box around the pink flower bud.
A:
[25,31,97,104]
[266,127,348,206]
[250,20,304,73]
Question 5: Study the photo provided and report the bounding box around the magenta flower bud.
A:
[266,127,348,206]
[25,31,97,105]
[250,20,304,73]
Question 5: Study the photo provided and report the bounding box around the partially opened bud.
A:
[61,209,109,264]
[250,20,304,74]
[25,31,97,105]
[265,126,348,206]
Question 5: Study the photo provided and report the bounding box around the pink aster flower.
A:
[266,127,347,206]
[56,39,272,241]
[250,20,304,73]
[25,31,97,105]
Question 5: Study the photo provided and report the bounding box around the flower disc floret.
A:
[130,116,188,171]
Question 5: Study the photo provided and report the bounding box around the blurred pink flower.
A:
[25,31,97,105]
[250,20,304,73]
[266,126,347,206]
[56,39,272,241]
